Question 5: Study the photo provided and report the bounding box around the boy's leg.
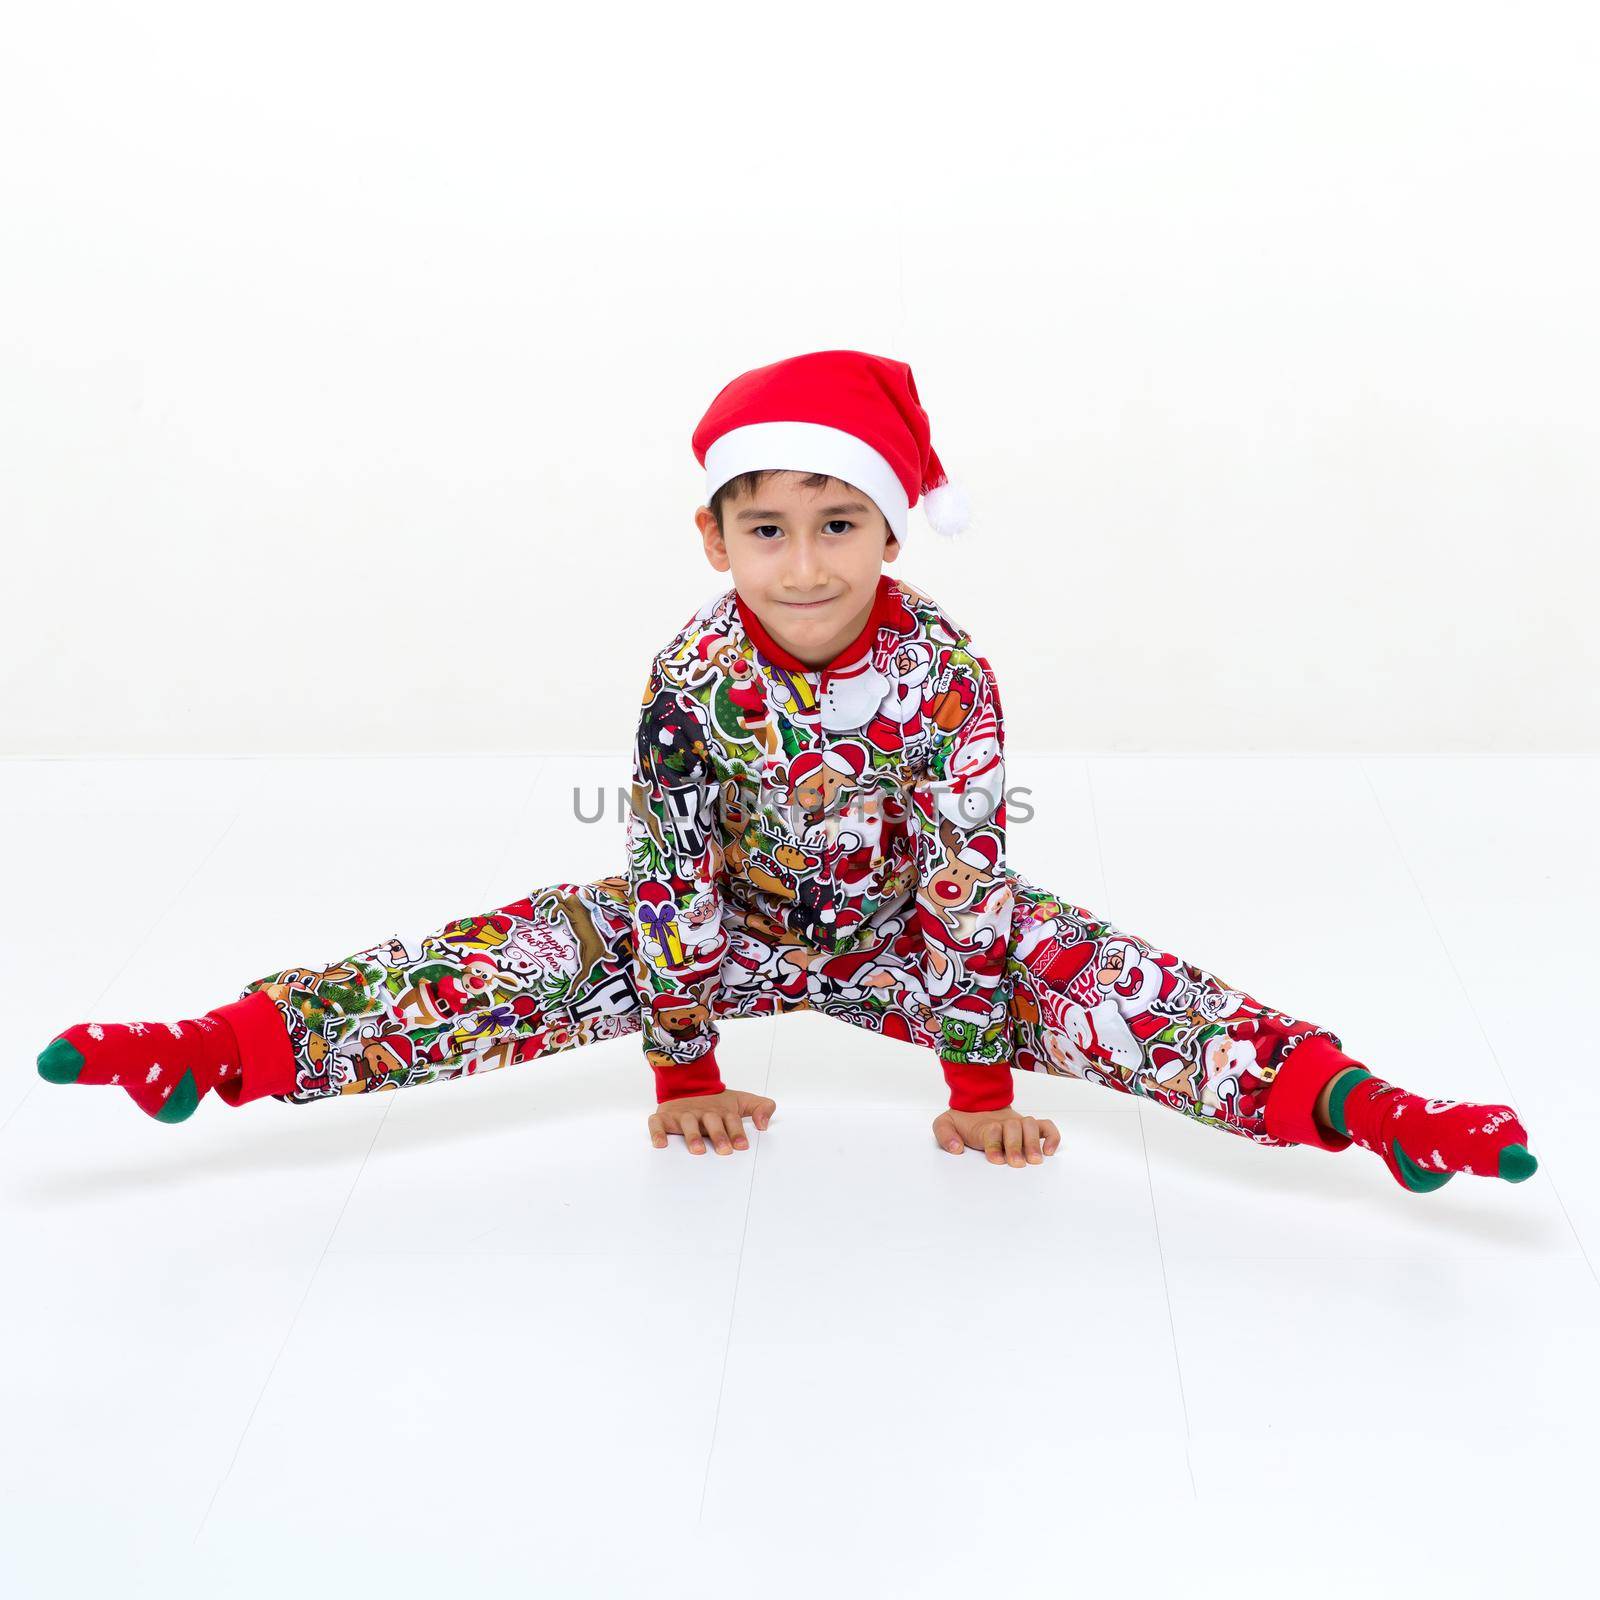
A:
[37,876,643,1121]
[794,881,1345,1144]
[1001,869,1537,1191]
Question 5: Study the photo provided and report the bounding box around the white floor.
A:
[2,754,1596,1598]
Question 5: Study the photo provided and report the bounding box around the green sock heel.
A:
[153,1069,201,1123]
[1390,1137,1455,1192]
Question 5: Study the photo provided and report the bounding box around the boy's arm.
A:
[626,661,730,1103]
[910,646,1017,1113]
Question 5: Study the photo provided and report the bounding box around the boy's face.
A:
[695,471,902,669]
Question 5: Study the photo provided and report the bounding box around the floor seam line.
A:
[191,1091,398,1545]
[1089,758,1198,1499]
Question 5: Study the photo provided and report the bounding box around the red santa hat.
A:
[821,743,868,781]
[691,348,970,544]
[955,832,1000,874]
[787,746,865,786]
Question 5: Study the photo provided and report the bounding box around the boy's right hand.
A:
[648,1089,775,1155]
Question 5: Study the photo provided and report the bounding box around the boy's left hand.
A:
[932,1106,1061,1167]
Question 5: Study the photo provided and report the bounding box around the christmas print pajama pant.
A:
[232,866,1352,1152]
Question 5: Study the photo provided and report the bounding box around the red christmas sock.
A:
[37,991,299,1122]
[1327,1067,1538,1193]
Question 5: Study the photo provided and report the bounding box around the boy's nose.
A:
[787,539,829,589]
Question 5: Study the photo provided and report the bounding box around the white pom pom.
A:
[921,480,970,538]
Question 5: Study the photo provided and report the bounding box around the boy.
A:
[37,349,1539,1191]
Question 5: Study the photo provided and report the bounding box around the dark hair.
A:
[709,469,895,544]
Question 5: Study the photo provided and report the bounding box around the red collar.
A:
[734,574,897,676]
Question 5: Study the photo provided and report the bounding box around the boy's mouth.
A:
[783,597,836,609]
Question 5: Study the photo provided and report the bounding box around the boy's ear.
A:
[696,505,731,572]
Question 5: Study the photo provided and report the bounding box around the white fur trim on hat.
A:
[705,421,910,543]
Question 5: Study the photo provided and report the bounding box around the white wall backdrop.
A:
[3,0,1596,758]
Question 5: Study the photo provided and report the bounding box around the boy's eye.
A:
[823,520,854,535]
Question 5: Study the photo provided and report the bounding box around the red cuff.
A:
[942,1056,1014,1113]
[1263,1034,1359,1151]
[206,990,299,1106]
[654,1047,726,1104]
